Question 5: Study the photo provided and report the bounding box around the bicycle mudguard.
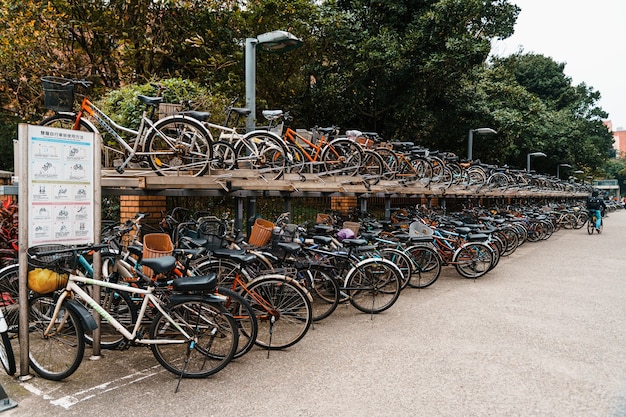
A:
[65,299,98,331]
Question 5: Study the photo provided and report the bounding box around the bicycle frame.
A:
[48,274,191,345]
[283,127,329,163]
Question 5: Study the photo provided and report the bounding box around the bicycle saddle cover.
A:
[172,273,217,292]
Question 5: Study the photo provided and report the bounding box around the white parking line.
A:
[22,365,165,410]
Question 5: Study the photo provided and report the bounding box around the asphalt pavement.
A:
[1,210,626,417]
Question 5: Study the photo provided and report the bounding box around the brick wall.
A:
[119,195,166,225]
[330,196,357,214]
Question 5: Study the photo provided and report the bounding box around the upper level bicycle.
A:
[40,76,214,177]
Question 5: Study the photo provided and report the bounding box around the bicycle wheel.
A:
[359,150,384,185]
[375,147,398,180]
[321,138,363,176]
[285,143,307,174]
[453,242,493,279]
[211,140,237,170]
[379,248,413,289]
[192,258,251,288]
[298,267,339,321]
[410,156,433,187]
[0,331,15,376]
[82,284,137,350]
[145,116,212,177]
[40,113,95,132]
[150,298,238,378]
[405,245,442,288]
[345,259,402,314]
[243,275,312,350]
[28,295,85,381]
[215,286,258,359]
[0,264,19,334]
[236,131,288,180]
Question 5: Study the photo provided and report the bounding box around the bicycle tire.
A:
[215,286,258,359]
[0,264,19,334]
[242,275,312,350]
[28,295,85,381]
[298,267,339,321]
[345,258,402,314]
[0,331,15,376]
[379,248,413,289]
[375,147,398,180]
[150,298,238,378]
[236,131,288,180]
[82,284,137,350]
[192,258,253,288]
[321,138,363,176]
[453,242,493,279]
[405,245,442,288]
[410,156,433,187]
[285,143,307,174]
[359,150,384,185]
[145,116,212,177]
[40,113,96,132]
[211,140,237,170]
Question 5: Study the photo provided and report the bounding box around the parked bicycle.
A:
[26,243,238,391]
[40,76,214,177]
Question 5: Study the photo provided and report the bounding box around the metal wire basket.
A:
[41,76,74,112]
[27,244,75,269]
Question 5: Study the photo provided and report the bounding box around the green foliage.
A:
[0,0,619,185]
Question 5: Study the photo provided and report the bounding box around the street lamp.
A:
[467,128,497,161]
[526,151,546,173]
[556,163,571,179]
[245,30,303,131]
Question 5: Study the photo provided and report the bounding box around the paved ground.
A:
[1,211,626,417]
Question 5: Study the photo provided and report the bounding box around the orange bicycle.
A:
[39,76,213,176]
[261,110,364,177]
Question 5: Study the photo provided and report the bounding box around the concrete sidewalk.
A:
[2,211,626,416]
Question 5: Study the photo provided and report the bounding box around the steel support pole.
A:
[245,38,257,132]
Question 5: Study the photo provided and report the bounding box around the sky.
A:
[490,0,626,130]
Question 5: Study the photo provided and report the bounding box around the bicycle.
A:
[39,76,214,177]
[192,253,313,352]
[262,110,364,177]
[177,99,291,180]
[587,211,603,234]
[26,244,238,390]
[0,307,15,376]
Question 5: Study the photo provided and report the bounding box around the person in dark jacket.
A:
[586,190,607,230]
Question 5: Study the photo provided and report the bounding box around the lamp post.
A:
[526,151,546,173]
[467,128,497,161]
[245,30,302,132]
[556,163,571,179]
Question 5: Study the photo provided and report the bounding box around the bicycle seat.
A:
[312,236,332,246]
[142,255,177,274]
[467,233,489,242]
[137,95,163,107]
[211,248,257,264]
[277,242,301,254]
[262,110,283,120]
[341,238,368,247]
[171,273,217,292]
[313,224,334,234]
[231,107,251,116]
[173,247,206,259]
[410,236,433,244]
[181,110,210,122]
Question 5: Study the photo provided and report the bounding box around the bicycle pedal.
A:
[117,339,132,350]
